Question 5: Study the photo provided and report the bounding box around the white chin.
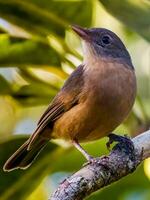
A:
[82,41,97,63]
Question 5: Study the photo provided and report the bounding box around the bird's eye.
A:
[101,35,111,45]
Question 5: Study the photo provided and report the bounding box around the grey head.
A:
[72,25,134,69]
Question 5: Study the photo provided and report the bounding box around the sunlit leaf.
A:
[27,182,48,200]
[19,68,64,90]
[12,83,58,106]
[0,34,61,67]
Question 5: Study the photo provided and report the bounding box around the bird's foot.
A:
[83,156,108,167]
[106,133,135,161]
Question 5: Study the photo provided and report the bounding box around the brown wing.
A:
[28,64,84,148]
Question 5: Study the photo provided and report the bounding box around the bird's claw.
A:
[106,133,135,161]
[82,156,95,167]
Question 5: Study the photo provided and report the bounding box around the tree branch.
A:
[50,130,150,200]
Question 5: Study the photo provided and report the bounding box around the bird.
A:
[3,25,136,172]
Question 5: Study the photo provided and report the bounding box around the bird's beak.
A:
[71,25,90,41]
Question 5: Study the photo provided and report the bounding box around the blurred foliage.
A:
[99,0,150,42]
[0,0,149,200]
[0,34,61,67]
[0,136,65,200]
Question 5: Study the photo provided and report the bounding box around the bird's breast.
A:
[85,60,136,111]
[53,60,136,142]
[81,60,136,138]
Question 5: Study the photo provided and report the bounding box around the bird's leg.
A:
[72,139,94,161]
[72,139,111,170]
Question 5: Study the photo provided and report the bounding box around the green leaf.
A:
[0,34,61,67]
[0,0,92,37]
[0,135,65,200]
[99,0,150,41]
[19,68,64,90]
[12,83,58,106]
[0,75,12,94]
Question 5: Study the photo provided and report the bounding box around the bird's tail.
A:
[3,137,48,172]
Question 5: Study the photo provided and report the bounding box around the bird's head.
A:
[72,25,133,68]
